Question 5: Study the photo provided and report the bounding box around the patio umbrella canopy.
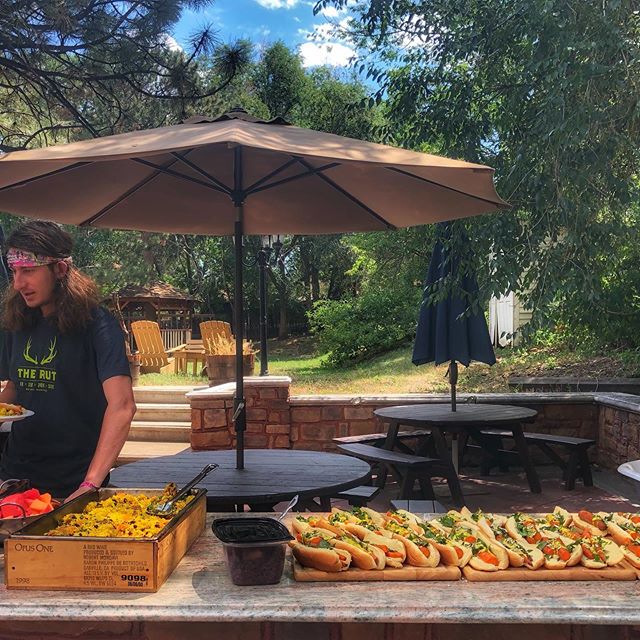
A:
[412,221,496,412]
[0,108,507,470]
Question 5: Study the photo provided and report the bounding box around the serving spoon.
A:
[147,463,218,516]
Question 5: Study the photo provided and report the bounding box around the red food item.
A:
[0,488,55,518]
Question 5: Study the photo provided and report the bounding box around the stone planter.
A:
[206,353,255,386]
[128,352,141,386]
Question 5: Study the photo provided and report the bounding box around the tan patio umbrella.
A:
[0,108,508,469]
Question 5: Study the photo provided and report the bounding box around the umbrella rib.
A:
[244,156,300,192]
[131,158,229,194]
[247,161,341,196]
[170,151,232,194]
[0,161,90,193]
[387,167,507,207]
[295,158,395,229]
[79,155,185,226]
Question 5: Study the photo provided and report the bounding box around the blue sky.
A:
[171,0,355,68]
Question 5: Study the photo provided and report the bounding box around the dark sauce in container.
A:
[211,517,294,586]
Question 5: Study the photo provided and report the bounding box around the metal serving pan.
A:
[9,487,207,541]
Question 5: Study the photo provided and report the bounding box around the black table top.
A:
[374,403,538,427]
[109,449,371,505]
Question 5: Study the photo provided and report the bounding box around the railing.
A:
[162,328,191,351]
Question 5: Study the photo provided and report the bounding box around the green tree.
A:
[315,0,640,347]
[0,0,251,150]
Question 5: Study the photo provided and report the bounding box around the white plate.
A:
[0,409,34,423]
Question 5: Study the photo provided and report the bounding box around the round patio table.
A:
[109,448,371,511]
[374,403,541,496]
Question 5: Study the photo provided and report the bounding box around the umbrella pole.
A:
[449,360,458,412]
[233,147,246,470]
[450,360,459,471]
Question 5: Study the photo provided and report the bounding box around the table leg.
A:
[431,427,465,506]
[511,423,542,493]
[382,420,400,450]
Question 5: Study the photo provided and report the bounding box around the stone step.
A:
[132,385,204,405]
[128,421,192,443]
[116,441,190,466]
[134,402,191,422]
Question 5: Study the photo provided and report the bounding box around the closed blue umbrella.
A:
[412,222,496,412]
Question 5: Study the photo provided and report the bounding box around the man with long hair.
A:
[0,221,136,500]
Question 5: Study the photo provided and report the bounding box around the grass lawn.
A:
[138,336,640,394]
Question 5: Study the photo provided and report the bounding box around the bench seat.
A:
[477,429,595,490]
[336,443,464,506]
[333,430,431,455]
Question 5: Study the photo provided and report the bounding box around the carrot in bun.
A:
[578,535,624,569]
[332,531,386,570]
[605,514,640,546]
[384,509,423,535]
[476,519,544,569]
[362,531,407,568]
[419,521,472,566]
[536,538,582,569]
[505,513,545,545]
[620,542,640,568]
[292,530,352,572]
[384,519,440,567]
[447,523,509,571]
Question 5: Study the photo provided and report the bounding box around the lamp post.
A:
[257,235,282,376]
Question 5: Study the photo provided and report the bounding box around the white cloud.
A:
[318,6,340,17]
[299,41,354,67]
[254,0,298,8]
[162,33,183,52]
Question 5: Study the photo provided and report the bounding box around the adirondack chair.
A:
[130,320,186,374]
[199,320,233,354]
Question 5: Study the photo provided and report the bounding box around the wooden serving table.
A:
[1,513,639,640]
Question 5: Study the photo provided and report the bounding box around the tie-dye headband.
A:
[6,248,72,268]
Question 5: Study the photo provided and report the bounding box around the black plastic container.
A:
[211,517,294,586]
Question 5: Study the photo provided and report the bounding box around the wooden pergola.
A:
[107,281,198,350]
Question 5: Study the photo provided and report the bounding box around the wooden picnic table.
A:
[374,403,541,494]
[109,448,372,511]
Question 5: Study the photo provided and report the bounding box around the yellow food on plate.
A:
[0,402,24,416]
[45,484,194,538]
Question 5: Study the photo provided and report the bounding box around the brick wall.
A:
[188,377,290,451]
[290,399,599,452]
[598,406,640,469]
[187,379,640,470]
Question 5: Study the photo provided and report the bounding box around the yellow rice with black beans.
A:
[45,485,194,538]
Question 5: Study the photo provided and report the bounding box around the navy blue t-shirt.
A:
[0,306,130,497]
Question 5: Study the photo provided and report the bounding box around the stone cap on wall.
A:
[186,376,292,400]
[289,391,640,416]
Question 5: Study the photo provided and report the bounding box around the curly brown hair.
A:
[2,221,100,334]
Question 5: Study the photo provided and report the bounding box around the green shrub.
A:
[309,287,420,367]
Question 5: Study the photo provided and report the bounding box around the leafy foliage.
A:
[0,0,251,150]
[310,285,420,366]
[315,0,640,349]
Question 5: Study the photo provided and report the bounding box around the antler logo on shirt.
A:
[23,337,58,366]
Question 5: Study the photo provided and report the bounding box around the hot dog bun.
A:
[538,539,582,569]
[621,543,640,568]
[572,510,609,536]
[391,532,440,567]
[363,531,406,568]
[332,533,385,570]
[606,514,640,546]
[579,536,624,569]
[292,543,352,572]
[419,522,471,566]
